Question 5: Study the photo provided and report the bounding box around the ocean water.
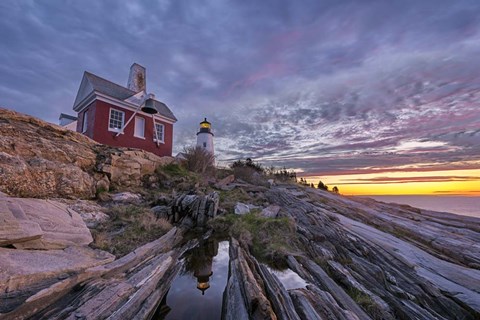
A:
[365,195,480,218]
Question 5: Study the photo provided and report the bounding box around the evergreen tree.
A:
[317,180,328,191]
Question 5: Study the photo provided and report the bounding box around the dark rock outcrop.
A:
[165,192,219,228]
[223,239,277,320]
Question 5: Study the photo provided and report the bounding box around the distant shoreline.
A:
[354,194,480,218]
[351,194,480,197]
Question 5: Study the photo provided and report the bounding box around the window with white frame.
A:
[82,110,88,133]
[109,108,124,131]
[154,123,164,142]
[134,117,145,138]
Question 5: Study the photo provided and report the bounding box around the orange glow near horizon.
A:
[302,169,480,196]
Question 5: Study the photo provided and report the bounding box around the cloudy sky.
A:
[1,0,479,194]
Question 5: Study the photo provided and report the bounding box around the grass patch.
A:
[160,163,190,177]
[153,162,202,192]
[209,212,298,268]
[90,204,173,257]
[217,188,264,214]
[347,287,385,319]
[313,258,388,319]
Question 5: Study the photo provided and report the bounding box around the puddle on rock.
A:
[153,239,230,320]
[266,266,308,290]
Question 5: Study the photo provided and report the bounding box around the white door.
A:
[134,117,145,138]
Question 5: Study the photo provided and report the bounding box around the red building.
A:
[72,63,177,157]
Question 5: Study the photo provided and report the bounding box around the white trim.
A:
[154,122,165,144]
[73,91,96,112]
[74,91,176,124]
[82,110,88,133]
[108,107,125,132]
[134,116,145,139]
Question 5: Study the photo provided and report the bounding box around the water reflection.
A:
[189,238,218,295]
[154,239,229,320]
[265,266,308,290]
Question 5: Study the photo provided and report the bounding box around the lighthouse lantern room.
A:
[196,118,214,155]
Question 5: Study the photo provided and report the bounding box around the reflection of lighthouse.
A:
[194,260,213,295]
[190,239,218,295]
[196,118,214,155]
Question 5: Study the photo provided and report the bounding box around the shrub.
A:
[182,146,215,175]
[231,158,264,173]
[229,158,298,186]
[215,167,234,180]
[317,180,328,191]
[232,166,268,186]
[266,166,297,182]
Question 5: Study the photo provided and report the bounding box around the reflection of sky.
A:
[164,241,229,320]
[267,266,308,290]
[211,241,230,285]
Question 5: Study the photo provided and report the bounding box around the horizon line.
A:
[347,193,480,197]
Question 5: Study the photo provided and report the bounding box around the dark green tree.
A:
[317,181,328,191]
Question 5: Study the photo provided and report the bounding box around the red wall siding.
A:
[76,101,97,139]
[88,100,173,157]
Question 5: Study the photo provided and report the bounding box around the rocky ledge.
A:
[221,185,480,319]
[2,183,478,319]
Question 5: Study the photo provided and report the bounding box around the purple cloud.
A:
[0,0,479,177]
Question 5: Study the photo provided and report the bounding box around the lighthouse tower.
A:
[196,118,214,155]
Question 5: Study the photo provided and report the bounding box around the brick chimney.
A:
[127,63,146,93]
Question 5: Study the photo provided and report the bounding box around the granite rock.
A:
[0,194,93,249]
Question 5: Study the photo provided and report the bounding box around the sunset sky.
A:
[0,0,479,195]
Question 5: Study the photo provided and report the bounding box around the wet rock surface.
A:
[223,239,277,320]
